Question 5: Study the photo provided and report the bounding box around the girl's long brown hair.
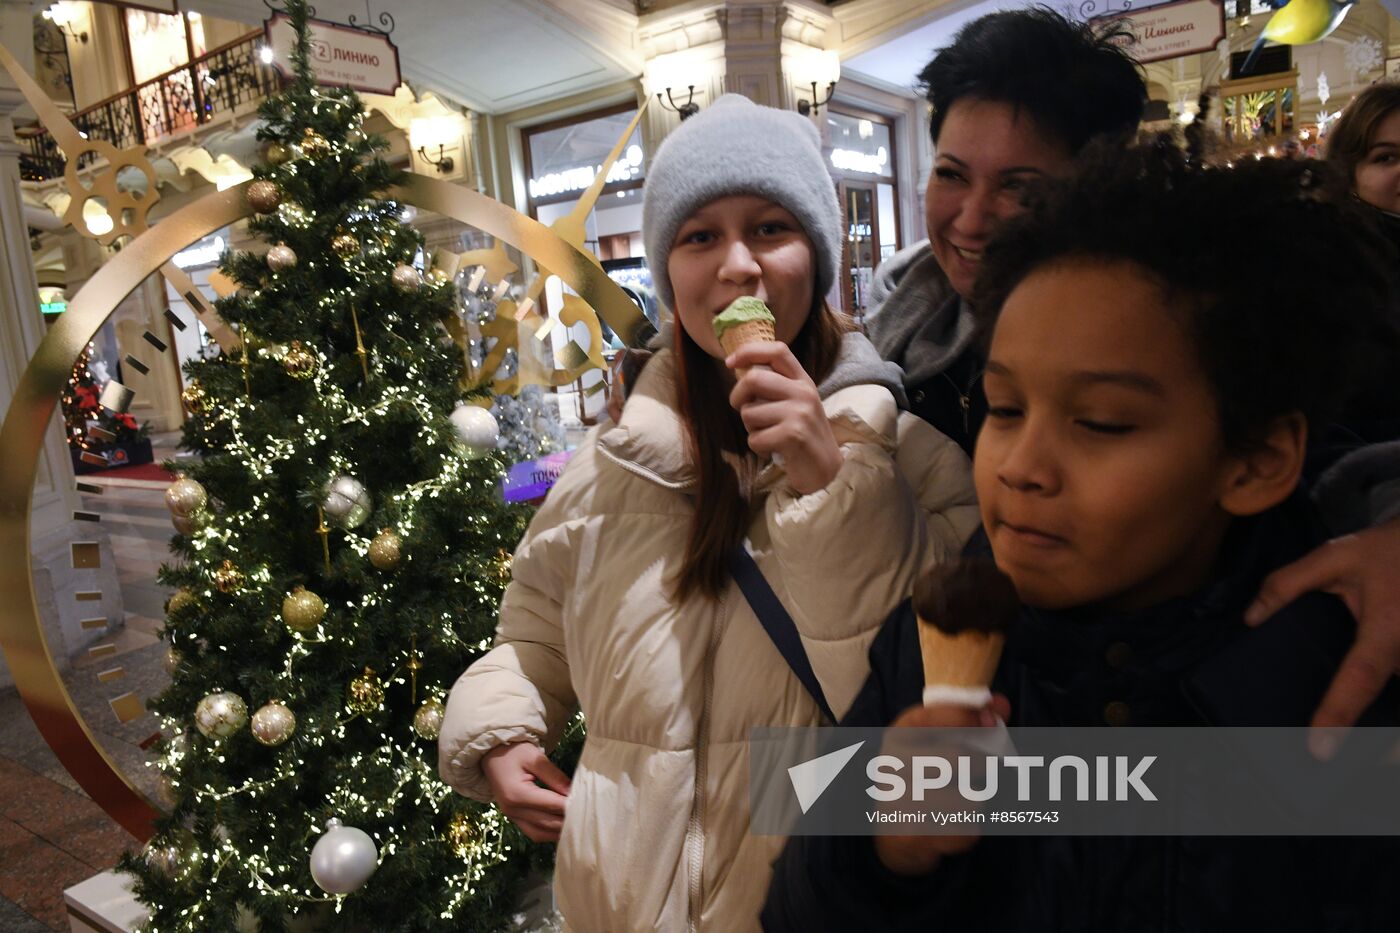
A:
[672,299,853,601]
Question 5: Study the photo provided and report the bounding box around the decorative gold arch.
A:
[0,176,643,840]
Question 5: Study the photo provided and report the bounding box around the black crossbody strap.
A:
[729,545,836,724]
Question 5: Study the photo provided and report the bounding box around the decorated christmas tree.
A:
[117,2,552,927]
[61,342,151,471]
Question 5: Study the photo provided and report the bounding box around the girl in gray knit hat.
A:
[440,94,979,932]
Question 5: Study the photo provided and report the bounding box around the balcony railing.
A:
[18,30,281,182]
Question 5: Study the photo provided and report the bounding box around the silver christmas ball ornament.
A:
[390,263,422,293]
[310,819,379,894]
[449,404,499,459]
[251,700,296,746]
[321,475,371,528]
[144,843,182,878]
[195,691,248,739]
[266,243,298,272]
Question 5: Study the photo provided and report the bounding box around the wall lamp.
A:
[656,86,700,121]
[794,49,840,116]
[417,145,454,174]
[409,116,464,175]
[43,3,88,44]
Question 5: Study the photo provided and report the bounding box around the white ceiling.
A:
[185,0,642,114]
[841,0,1166,93]
[185,0,1174,114]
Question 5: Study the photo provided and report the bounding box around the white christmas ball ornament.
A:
[195,691,248,739]
[449,404,499,459]
[310,819,379,894]
[322,475,371,528]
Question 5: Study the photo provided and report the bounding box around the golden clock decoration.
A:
[0,50,646,840]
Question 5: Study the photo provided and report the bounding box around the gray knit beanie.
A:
[642,94,842,314]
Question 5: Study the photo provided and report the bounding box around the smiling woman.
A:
[862,8,1146,456]
[1327,83,1400,252]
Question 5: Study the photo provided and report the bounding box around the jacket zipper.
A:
[685,590,727,932]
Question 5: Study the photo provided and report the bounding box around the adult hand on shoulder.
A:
[873,696,1011,876]
[1246,514,1400,751]
[726,341,842,495]
[481,742,571,842]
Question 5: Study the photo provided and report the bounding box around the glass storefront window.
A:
[524,105,645,210]
[825,108,900,322]
[825,111,893,181]
[522,104,648,427]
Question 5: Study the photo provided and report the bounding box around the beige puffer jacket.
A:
[440,348,978,932]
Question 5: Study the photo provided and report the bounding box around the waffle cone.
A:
[917,619,1005,691]
[719,319,776,377]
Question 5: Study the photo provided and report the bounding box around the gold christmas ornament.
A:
[390,263,422,293]
[247,179,282,213]
[212,560,244,594]
[413,698,445,740]
[281,341,318,380]
[194,691,248,739]
[493,548,513,585]
[250,700,296,746]
[301,128,332,159]
[347,667,384,714]
[180,381,211,415]
[368,529,402,570]
[162,645,181,675]
[266,142,293,164]
[165,476,208,516]
[172,509,208,536]
[266,243,298,272]
[331,231,361,259]
[282,586,326,632]
[427,268,450,285]
[445,812,481,858]
[166,588,197,616]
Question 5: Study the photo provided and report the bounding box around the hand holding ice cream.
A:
[719,298,842,493]
[914,559,1020,709]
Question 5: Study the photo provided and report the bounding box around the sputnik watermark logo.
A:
[865,754,1157,802]
[788,741,865,814]
[750,726,1400,836]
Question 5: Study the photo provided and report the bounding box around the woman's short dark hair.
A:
[920,7,1147,153]
[974,138,1400,453]
[1326,82,1400,185]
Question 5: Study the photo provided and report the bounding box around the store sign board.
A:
[1100,0,1225,65]
[503,450,575,504]
[265,13,402,95]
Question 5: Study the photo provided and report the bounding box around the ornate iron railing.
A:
[18,30,281,181]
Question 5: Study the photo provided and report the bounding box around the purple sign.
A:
[503,451,574,504]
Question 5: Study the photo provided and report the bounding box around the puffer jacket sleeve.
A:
[438,511,580,802]
[765,411,979,718]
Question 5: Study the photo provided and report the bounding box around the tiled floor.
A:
[0,435,182,930]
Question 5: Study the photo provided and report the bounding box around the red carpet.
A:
[94,461,176,482]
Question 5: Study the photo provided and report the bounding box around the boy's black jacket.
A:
[763,494,1400,932]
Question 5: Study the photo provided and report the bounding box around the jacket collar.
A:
[1003,494,1343,726]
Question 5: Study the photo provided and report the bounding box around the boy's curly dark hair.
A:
[920,7,1147,153]
[973,137,1400,453]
